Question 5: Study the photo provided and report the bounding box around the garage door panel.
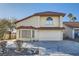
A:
[38,30,63,41]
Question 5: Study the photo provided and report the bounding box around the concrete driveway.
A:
[29,40,79,56]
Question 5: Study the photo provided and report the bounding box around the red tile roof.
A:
[16,26,65,30]
[15,11,65,23]
[64,22,79,28]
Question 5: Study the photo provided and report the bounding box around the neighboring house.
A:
[15,11,65,41]
[64,22,79,39]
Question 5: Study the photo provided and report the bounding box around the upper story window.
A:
[46,17,53,24]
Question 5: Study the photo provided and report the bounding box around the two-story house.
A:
[15,11,65,41]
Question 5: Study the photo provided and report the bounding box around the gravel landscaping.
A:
[0,40,79,56]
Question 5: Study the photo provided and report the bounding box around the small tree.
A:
[0,19,10,40]
[7,18,16,39]
[0,18,16,40]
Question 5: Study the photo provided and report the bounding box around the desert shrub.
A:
[15,40,23,52]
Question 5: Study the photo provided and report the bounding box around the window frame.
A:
[21,30,31,38]
[46,17,53,25]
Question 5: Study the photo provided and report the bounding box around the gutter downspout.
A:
[72,28,75,39]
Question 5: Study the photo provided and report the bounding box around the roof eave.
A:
[15,11,66,24]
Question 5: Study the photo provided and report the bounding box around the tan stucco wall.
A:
[16,16,40,27]
[40,16,60,27]
[16,16,63,27]
[64,25,73,38]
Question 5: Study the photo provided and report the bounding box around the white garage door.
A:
[38,30,63,41]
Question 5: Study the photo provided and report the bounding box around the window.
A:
[46,17,53,24]
[21,30,31,38]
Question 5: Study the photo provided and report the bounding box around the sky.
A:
[0,3,79,21]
